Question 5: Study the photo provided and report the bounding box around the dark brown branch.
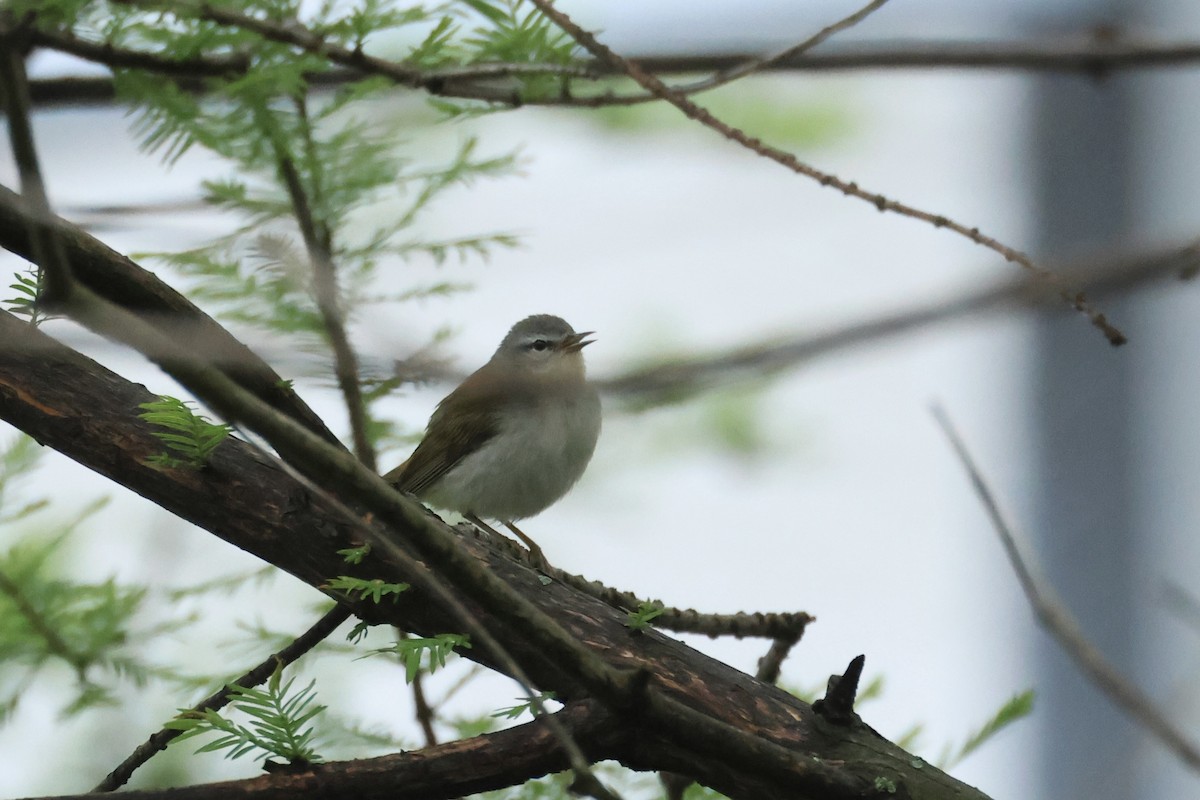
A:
[755,637,800,685]
[94,605,353,792]
[933,405,1200,773]
[527,0,1124,346]
[36,701,627,800]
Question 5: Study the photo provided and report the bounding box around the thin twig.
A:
[526,0,1125,346]
[674,0,894,94]
[755,636,800,685]
[93,604,353,792]
[931,403,1200,772]
[550,567,812,640]
[265,114,376,469]
[599,238,1200,404]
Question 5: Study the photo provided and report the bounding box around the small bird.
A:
[384,315,601,566]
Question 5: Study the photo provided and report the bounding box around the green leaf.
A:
[625,601,665,631]
[337,544,371,565]
[368,633,470,682]
[325,575,409,603]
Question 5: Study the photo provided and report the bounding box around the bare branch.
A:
[552,565,813,640]
[674,0,894,94]
[756,637,801,686]
[932,404,1200,772]
[601,238,1200,405]
[526,0,1125,346]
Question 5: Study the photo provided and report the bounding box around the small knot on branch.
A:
[813,654,865,725]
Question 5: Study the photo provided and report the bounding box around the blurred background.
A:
[3,0,1200,798]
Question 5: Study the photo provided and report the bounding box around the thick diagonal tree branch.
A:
[0,307,989,799]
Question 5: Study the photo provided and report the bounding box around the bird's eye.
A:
[529,339,550,352]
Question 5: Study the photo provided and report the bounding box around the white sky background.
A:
[3,1,1199,798]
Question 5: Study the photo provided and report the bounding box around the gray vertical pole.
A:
[1029,8,1139,800]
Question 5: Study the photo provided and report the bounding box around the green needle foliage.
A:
[4,267,52,327]
[490,691,556,720]
[336,544,372,565]
[166,665,326,765]
[325,575,410,603]
[370,632,471,683]
[138,396,232,469]
[624,600,665,631]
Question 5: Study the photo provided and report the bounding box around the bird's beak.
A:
[560,331,595,353]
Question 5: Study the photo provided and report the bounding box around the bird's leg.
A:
[503,520,548,570]
[465,512,503,540]
[464,513,549,569]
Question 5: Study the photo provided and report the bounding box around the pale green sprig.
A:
[138,396,232,469]
[368,633,471,683]
[4,268,54,327]
[325,575,410,603]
